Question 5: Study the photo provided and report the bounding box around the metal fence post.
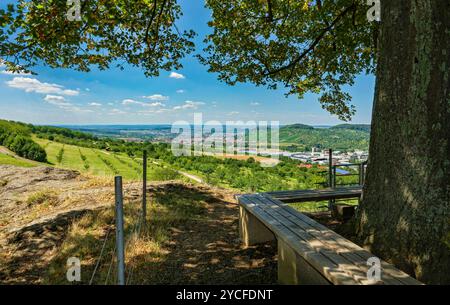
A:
[332,165,337,188]
[114,176,125,285]
[142,150,147,226]
[328,148,333,188]
[328,149,333,210]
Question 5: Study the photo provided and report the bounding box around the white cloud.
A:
[138,108,171,115]
[122,99,141,106]
[176,89,185,94]
[70,107,94,113]
[250,102,260,106]
[169,72,185,79]
[122,98,165,107]
[173,100,205,110]
[146,102,165,107]
[109,108,127,115]
[44,95,93,113]
[228,111,240,116]
[6,77,79,96]
[89,102,102,106]
[44,95,72,107]
[143,94,169,101]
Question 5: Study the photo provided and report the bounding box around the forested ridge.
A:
[280,124,370,152]
[0,119,364,192]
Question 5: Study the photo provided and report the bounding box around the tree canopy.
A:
[199,0,377,121]
[0,0,195,76]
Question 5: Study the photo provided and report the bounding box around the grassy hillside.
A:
[0,153,36,168]
[0,120,366,191]
[33,137,178,181]
[331,124,371,132]
[280,124,370,152]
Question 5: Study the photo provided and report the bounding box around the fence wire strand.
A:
[104,152,147,285]
[89,220,114,285]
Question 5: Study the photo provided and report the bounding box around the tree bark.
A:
[355,0,450,284]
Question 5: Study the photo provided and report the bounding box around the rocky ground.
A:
[0,165,277,284]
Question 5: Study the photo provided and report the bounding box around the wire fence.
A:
[87,149,366,285]
[87,151,148,285]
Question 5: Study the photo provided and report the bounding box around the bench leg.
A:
[239,206,276,247]
[278,239,331,285]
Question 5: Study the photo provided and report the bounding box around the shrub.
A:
[26,190,58,207]
[56,147,64,164]
[0,132,47,162]
[151,167,180,181]
[0,120,47,162]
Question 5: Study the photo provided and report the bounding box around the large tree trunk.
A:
[355,1,450,284]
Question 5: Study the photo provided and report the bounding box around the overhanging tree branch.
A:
[263,4,356,77]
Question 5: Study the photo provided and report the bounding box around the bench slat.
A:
[257,194,405,285]
[259,194,422,285]
[249,195,371,284]
[238,193,422,285]
[264,187,362,203]
[239,196,360,285]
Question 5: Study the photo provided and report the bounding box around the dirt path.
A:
[130,183,277,284]
[176,170,204,184]
[151,159,206,184]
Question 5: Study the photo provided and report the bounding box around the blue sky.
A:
[0,1,375,126]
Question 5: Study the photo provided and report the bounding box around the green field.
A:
[33,138,178,181]
[0,153,37,168]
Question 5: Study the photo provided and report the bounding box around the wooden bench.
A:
[237,192,422,285]
[265,186,363,203]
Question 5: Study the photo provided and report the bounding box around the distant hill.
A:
[280,124,370,152]
[281,123,314,130]
[331,124,371,133]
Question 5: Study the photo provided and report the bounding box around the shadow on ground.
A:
[1,182,277,285]
[132,183,277,285]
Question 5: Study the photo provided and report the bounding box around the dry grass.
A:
[0,162,276,285]
[25,190,61,220]
[40,183,276,285]
[26,190,59,207]
[42,187,205,284]
[79,174,115,189]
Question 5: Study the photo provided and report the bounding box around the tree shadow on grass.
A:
[128,183,278,285]
[0,182,277,285]
[0,209,91,284]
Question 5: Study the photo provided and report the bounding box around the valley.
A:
[0,119,366,284]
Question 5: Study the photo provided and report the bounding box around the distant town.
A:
[286,148,368,165]
[60,124,370,167]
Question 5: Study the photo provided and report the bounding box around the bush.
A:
[0,120,47,162]
[0,131,47,162]
[151,167,180,181]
